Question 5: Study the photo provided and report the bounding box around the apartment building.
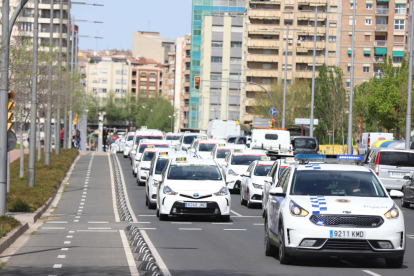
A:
[340,0,408,87]
[163,45,176,104]
[189,0,246,128]
[132,31,175,64]
[198,15,246,130]
[129,57,164,99]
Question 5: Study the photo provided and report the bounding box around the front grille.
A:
[310,215,384,228]
[180,194,212,200]
[175,208,217,214]
[323,239,372,251]
[171,201,220,215]
[251,194,262,201]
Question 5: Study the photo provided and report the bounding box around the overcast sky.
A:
[72,0,192,51]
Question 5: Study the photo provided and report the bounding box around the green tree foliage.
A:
[252,80,311,127]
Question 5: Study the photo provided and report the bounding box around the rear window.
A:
[227,137,237,143]
[278,167,287,177]
[167,165,222,180]
[143,152,156,161]
[379,152,414,167]
[265,134,278,140]
[199,144,216,152]
[155,159,168,174]
[183,135,198,144]
[127,136,134,141]
[135,136,163,143]
[217,149,230,159]
[254,165,272,176]
[166,135,181,141]
[236,137,247,144]
[231,155,264,165]
[294,138,317,149]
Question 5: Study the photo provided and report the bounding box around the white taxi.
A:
[240,158,274,208]
[156,157,231,222]
[146,150,193,209]
[264,154,405,268]
[164,133,182,148]
[175,133,208,152]
[222,149,267,192]
[123,132,135,158]
[188,138,225,159]
[133,140,169,178]
[136,148,158,186]
[211,144,246,167]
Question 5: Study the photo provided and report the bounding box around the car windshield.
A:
[199,143,216,152]
[217,149,230,159]
[127,136,134,141]
[139,145,169,153]
[294,138,317,149]
[236,137,247,144]
[155,159,169,174]
[254,165,272,176]
[290,171,387,197]
[143,152,156,161]
[231,155,264,165]
[167,165,222,180]
[379,152,414,167]
[227,137,236,143]
[166,136,181,141]
[183,135,198,144]
[135,136,163,143]
[278,167,287,177]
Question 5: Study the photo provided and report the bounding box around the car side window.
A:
[281,169,291,193]
[276,169,288,188]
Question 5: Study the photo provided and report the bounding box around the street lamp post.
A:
[347,3,356,155]
[168,115,175,132]
[406,0,414,149]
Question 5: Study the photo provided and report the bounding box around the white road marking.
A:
[138,215,156,217]
[53,264,62,268]
[46,221,68,224]
[83,192,87,194]
[61,248,69,251]
[66,236,73,238]
[88,228,111,230]
[69,231,75,233]
[75,216,80,219]
[81,199,85,201]
[179,228,202,230]
[77,230,117,232]
[409,237,414,240]
[171,222,192,224]
[129,222,151,224]
[108,153,120,222]
[119,230,140,276]
[76,213,81,215]
[64,241,71,244]
[80,203,84,205]
[407,235,414,237]
[254,223,264,226]
[224,229,247,231]
[362,270,382,276]
[141,230,172,276]
[88,221,109,223]
[77,210,82,212]
[83,188,87,190]
[57,255,66,259]
[74,220,79,222]
[212,223,233,225]
[231,210,242,217]
[79,207,83,209]
[42,227,65,230]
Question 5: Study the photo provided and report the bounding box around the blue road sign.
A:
[269,108,277,116]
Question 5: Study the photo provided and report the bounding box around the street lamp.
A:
[406,0,414,149]
[168,114,176,132]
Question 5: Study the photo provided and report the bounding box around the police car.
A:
[156,157,231,221]
[211,144,246,167]
[188,138,225,159]
[133,140,169,178]
[240,158,274,208]
[264,154,405,268]
[222,149,267,192]
[146,150,192,209]
[175,132,208,152]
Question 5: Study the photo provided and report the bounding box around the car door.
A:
[268,168,289,234]
[264,162,278,207]
[242,163,254,198]
[273,168,291,233]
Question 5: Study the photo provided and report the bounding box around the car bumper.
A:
[159,195,231,216]
[227,176,242,189]
[379,177,405,190]
[248,188,263,203]
[148,184,158,204]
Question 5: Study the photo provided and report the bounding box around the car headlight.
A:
[289,200,309,217]
[152,180,159,187]
[253,183,263,189]
[384,204,399,219]
[214,187,228,196]
[163,186,178,195]
[229,169,239,176]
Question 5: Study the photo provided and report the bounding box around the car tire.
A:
[145,196,149,206]
[123,155,127,158]
[401,196,410,208]
[264,218,277,256]
[220,215,230,222]
[138,181,144,187]
[240,192,247,206]
[247,191,253,209]
[385,256,404,268]
[148,201,156,210]
[279,226,295,265]
[156,207,160,217]
[159,213,168,221]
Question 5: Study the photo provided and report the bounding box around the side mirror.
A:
[182,146,188,151]
[403,175,411,180]
[269,187,285,197]
[389,190,404,198]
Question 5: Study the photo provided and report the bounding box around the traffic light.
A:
[8,91,15,131]
[194,76,200,90]
[73,114,79,125]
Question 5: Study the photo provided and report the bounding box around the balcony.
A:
[246,69,278,77]
[295,56,325,64]
[183,93,190,100]
[247,54,278,62]
[185,44,191,51]
[373,56,385,63]
[184,57,191,63]
[184,69,190,75]
[245,83,271,92]
[295,70,313,78]
[248,10,281,20]
[297,0,327,4]
[301,26,326,35]
[247,39,279,49]
[374,40,387,47]
[376,8,389,15]
[297,13,327,21]
[373,72,384,78]
[184,81,190,87]
[297,40,326,49]
[248,25,280,35]
[250,0,282,4]
[375,25,388,31]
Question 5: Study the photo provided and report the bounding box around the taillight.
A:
[374,152,381,175]
[317,146,319,153]
[211,135,213,138]
[368,138,371,148]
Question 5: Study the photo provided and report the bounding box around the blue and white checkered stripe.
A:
[310,196,327,214]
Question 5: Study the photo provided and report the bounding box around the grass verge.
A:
[7,149,78,212]
[0,215,20,238]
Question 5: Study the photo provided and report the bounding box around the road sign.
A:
[327,131,333,136]
[295,118,318,125]
[269,108,277,116]
[7,130,17,152]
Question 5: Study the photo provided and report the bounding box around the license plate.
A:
[390,171,409,177]
[185,202,207,208]
[330,230,365,239]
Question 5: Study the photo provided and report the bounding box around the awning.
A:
[375,48,387,55]
[393,51,404,57]
[377,0,389,2]
[364,50,371,55]
[348,50,353,54]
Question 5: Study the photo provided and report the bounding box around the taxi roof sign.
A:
[260,156,271,161]
[185,131,190,133]
[147,145,155,148]
[141,126,147,130]
[141,139,150,142]
[160,151,168,155]
[176,157,187,162]
[219,144,226,147]
[233,149,243,153]
[294,154,364,164]
[201,137,208,141]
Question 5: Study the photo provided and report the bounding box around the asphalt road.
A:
[117,153,414,276]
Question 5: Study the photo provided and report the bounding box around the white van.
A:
[207,120,240,140]
[359,132,394,156]
[250,129,292,155]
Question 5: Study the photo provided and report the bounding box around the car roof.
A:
[253,160,275,166]
[171,158,217,166]
[295,163,371,172]
[215,144,246,150]
[183,133,207,137]
[232,149,267,155]
[166,133,182,136]
[370,147,414,153]
[138,140,169,145]
[198,139,225,144]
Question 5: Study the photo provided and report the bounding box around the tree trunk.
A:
[19,104,24,178]
[396,126,400,140]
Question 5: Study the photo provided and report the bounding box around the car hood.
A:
[198,151,213,159]
[215,159,227,166]
[250,175,266,185]
[229,165,249,175]
[166,180,225,193]
[289,196,394,215]
[139,161,151,169]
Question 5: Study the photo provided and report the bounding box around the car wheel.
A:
[240,192,247,206]
[156,206,160,217]
[123,155,127,158]
[401,196,410,208]
[159,213,168,221]
[264,218,277,256]
[148,201,156,210]
[279,226,295,265]
[220,215,230,222]
[385,256,404,268]
[145,195,149,206]
[247,191,253,209]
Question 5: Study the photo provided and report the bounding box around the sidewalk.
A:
[9,149,29,164]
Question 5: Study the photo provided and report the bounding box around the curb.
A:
[0,223,29,255]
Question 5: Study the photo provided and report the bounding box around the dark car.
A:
[402,175,414,208]
[291,136,319,155]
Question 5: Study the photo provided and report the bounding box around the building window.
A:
[284,20,293,26]
[394,19,405,30]
[99,69,107,74]
[231,42,242,48]
[364,52,371,57]
[329,36,336,42]
[348,34,353,41]
[92,88,97,93]
[395,4,406,14]
[263,35,273,39]
[123,70,128,75]
[92,68,97,75]
[348,51,352,58]
[363,66,370,73]
[346,82,350,88]
[210,74,222,80]
[365,19,372,26]
[98,88,107,93]
[115,89,127,94]
[347,66,351,72]
[349,17,356,26]
[212,41,223,48]
[394,35,404,44]
[100,79,107,84]
[366,3,372,10]
[350,3,355,9]
[263,20,274,24]
[211,57,223,63]
[263,49,272,55]
[116,79,127,85]
[150,73,156,78]
[262,63,272,70]
[230,58,242,65]
[393,57,403,63]
[365,35,371,42]
[229,73,240,80]
[262,78,272,85]
[92,78,98,83]
[116,70,122,75]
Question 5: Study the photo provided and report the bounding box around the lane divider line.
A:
[362,270,382,276]
[223,229,247,231]
[141,230,172,276]
[231,210,242,217]
[179,228,202,230]
[119,230,140,276]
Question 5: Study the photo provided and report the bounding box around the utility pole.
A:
[347,2,356,155]
[45,0,54,165]
[309,8,317,137]
[406,0,414,149]
[0,0,10,214]
[56,0,63,154]
[63,2,69,150]
[28,0,40,187]
[282,24,289,129]
[68,15,74,149]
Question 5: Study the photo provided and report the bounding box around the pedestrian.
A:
[60,129,64,148]
[103,127,108,152]
[75,129,81,150]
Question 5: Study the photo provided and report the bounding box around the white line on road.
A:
[74,220,79,222]
[362,270,382,276]
[46,221,68,224]
[66,236,73,238]
[212,223,233,225]
[42,227,65,230]
[138,215,156,217]
[108,153,120,222]
[138,228,157,230]
[129,222,151,224]
[64,241,71,244]
[179,228,202,230]
[88,228,112,230]
[77,230,117,233]
[171,222,192,224]
[88,221,109,223]
[223,229,247,231]
[61,248,69,251]
[407,235,414,237]
[69,231,74,233]
[53,264,62,268]
[254,223,264,226]
[80,203,84,205]
[409,237,414,240]
[57,255,66,259]
[231,210,242,217]
[81,199,85,201]
[119,230,140,276]
[141,230,172,276]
